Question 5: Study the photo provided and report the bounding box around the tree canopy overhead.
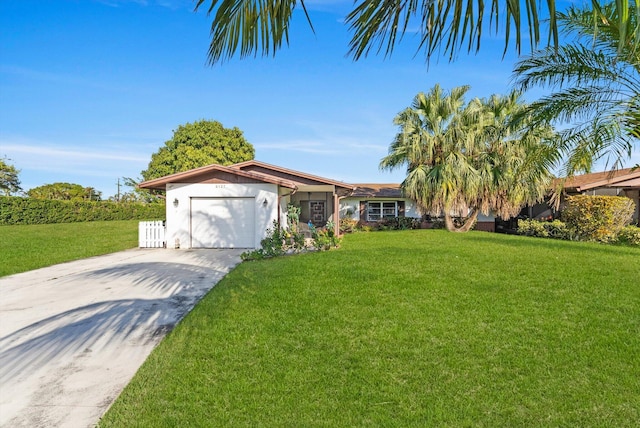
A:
[194,0,639,64]
[513,1,639,175]
[141,120,255,181]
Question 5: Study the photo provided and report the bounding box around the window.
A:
[367,201,397,221]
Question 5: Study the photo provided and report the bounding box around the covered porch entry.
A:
[231,161,355,235]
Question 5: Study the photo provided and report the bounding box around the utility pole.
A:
[116,178,121,202]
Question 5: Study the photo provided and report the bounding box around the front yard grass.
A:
[0,220,139,277]
[100,230,640,427]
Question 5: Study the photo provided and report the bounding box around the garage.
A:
[190,197,255,248]
[138,161,349,250]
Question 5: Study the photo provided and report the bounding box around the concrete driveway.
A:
[0,248,243,428]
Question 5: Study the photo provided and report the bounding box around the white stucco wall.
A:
[339,198,421,221]
[166,182,280,249]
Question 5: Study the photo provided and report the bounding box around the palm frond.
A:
[514,44,633,91]
[527,85,629,124]
[554,118,634,176]
[514,2,638,175]
[196,1,639,64]
[195,0,305,64]
[345,0,556,61]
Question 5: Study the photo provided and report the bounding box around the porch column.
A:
[333,193,340,236]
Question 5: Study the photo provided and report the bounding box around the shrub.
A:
[615,225,640,246]
[430,218,446,229]
[562,195,635,243]
[355,217,421,232]
[359,224,373,232]
[380,216,422,230]
[518,219,550,237]
[428,216,469,230]
[287,204,301,233]
[240,213,340,261]
[545,220,572,240]
[312,219,341,250]
[517,219,573,240]
[340,217,358,234]
[241,219,325,261]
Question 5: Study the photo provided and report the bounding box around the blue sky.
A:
[1,0,637,198]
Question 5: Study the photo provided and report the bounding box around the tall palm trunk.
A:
[444,210,479,232]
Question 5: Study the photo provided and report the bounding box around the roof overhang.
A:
[297,185,338,192]
[138,163,298,191]
[576,170,640,191]
[604,176,640,188]
[231,160,355,191]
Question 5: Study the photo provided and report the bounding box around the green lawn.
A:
[99,230,640,427]
[0,220,139,277]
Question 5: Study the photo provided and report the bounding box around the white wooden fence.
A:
[139,221,166,248]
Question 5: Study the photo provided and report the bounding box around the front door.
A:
[310,201,326,227]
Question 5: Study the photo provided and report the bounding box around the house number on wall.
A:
[215,185,226,188]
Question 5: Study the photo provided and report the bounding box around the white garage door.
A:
[190,197,255,248]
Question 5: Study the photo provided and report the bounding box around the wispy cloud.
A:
[2,143,148,164]
[255,137,387,156]
[0,65,130,92]
[0,65,63,82]
[1,136,151,192]
[255,140,341,155]
[253,114,392,157]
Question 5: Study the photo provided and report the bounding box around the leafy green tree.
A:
[141,120,255,181]
[380,84,556,232]
[28,183,102,201]
[0,156,22,196]
[194,0,638,64]
[513,2,639,175]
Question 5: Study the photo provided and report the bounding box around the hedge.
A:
[0,196,165,225]
[517,219,574,240]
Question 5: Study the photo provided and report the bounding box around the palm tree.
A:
[194,1,638,64]
[513,2,639,176]
[380,85,556,232]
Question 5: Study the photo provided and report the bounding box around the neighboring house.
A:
[559,168,640,222]
[139,161,353,249]
[496,168,640,232]
[339,184,496,231]
[339,184,420,222]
